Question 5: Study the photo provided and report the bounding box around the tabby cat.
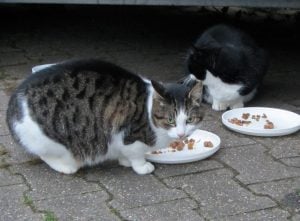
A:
[186,24,269,111]
[7,59,204,175]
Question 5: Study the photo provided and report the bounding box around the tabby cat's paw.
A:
[133,162,155,175]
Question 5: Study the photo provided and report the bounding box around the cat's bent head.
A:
[186,37,222,78]
[151,76,204,139]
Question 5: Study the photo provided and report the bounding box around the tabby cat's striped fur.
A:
[7,59,203,175]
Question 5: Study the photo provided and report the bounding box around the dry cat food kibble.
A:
[204,141,214,148]
[152,137,212,155]
[169,140,185,151]
[242,113,250,120]
[264,120,274,129]
[170,139,197,151]
[228,112,275,129]
[151,150,162,154]
[252,114,261,121]
[228,118,251,126]
[187,138,196,150]
[228,118,243,126]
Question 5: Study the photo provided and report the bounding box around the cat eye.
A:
[186,117,194,123]
[167,116,175,125]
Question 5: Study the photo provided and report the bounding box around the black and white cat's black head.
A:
[186,24,269,111]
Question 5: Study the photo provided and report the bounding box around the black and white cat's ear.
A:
[190,45,198,53]
[188,80,203,106]
[151,80,166,99]
[195,35,222,55]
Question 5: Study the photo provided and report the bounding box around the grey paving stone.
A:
[62,44,117,61]
[120,198,204,221]
[292,214,300,221]
[0,142,9,168]
[0,157,8,169]
[0,64,33,80]
[269,139,300,159]
[164,169,276,219]
[289,99,300,108]
[0,110,9,136]
[253,135,300,151]
[85,166,187,210]
[0,79,22,95]
[249,178,300,213]
[16,37,69,60]
[280,103,300,113]
[211,208,290,221]
[260,73,300,102]
[281,157,300,167]
[251,81,300,111]
[0,90,10,111]
[0,51,28,67]
[11,164,102,201]
[200,105,221,121]
[41,29,136,55]
[269,52,300,73]
[218,130,257,149]
[0,33,21,53]
[0,142,8,155]
[28,53,73,66]
[1,134,37,164]
[0,44,22,53]
[0,169,23,186]
[154,160,223,178]
[197,119,220,132]
[111,49,184,82]
[0,184,42,221]
[218,144,300,184]
[201,120,257,148]
[35,191,118,221]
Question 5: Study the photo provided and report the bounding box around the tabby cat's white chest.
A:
[153,128,173,150]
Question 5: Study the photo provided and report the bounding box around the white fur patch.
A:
[14,98,69,157]
[175,110,187,137]
[14,98,80,173]
[167,109,199,139]
[203,70,256,110]
[204,70,242,102]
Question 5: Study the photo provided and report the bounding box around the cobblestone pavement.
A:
[0,5,299,221]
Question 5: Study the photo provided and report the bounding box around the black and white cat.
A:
[7,59,204,175]
[186,24,269,111]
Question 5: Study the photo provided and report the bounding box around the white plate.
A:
[222,107,300,137]
[145,130,221,164]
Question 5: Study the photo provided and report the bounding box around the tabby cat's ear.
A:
[188,80,203,106]
[151,80,166,99]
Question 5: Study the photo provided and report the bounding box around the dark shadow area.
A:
[0,4,299,111]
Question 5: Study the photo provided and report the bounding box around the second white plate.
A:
[222,107,300,137]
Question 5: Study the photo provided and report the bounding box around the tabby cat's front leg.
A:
[120,141,154,175]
